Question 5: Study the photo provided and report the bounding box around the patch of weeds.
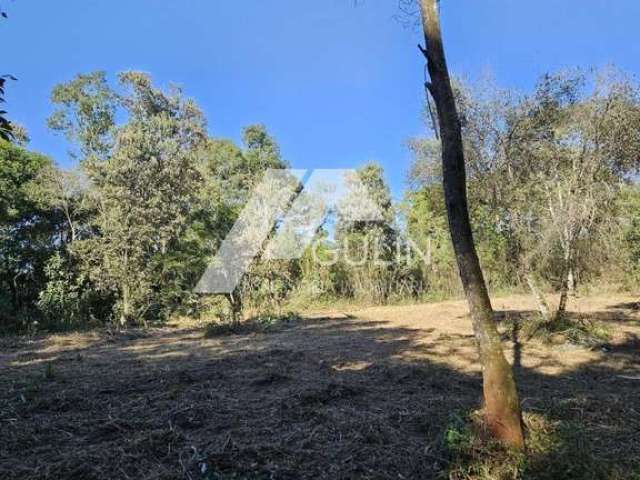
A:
[537,314,610,347]
[443,410,525,480]
[443,411,632,480]
[561,318,610,346]
[506,312,611,347]
[525,417,635,480]
[204,311,300,338]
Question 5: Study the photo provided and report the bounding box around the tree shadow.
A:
[0,309,638,479]
[492,305,640,478]
[607,301,640,311]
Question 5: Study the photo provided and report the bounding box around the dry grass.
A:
[0,294,639,479]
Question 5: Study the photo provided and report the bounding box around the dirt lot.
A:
[1,294,639,479]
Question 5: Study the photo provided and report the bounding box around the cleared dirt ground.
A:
[1,294,639,479]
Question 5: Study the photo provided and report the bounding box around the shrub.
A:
[204,311,299,338]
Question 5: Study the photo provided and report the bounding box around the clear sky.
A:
[4,0,640,197]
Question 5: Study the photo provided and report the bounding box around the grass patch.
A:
[204,311,300,338]
[528,314,611,347]
[503,311,611,348]
[443,411,636,480]
[443,410,526,480]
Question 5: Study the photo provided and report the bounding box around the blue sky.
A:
[4,0,640,197]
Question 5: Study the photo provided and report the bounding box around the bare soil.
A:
[1,294,639,479]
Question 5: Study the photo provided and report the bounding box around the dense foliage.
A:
[1,68,640,332]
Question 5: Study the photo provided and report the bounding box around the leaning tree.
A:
[417,0,524,448]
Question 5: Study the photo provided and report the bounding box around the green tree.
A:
[199,125,292,318]
[502,70,640,317]
[0,140,59,328]
[333,163,401,304]
[49,71,117,161]
[50,71,207,325]
[0,75,17,142]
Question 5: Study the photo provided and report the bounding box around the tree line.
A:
[407,68,640,319]
[1,67,640,335]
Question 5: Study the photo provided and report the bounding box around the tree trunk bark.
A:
[556,247,573,319]
[120,282,131,327]
[419,0,524,449]
[557,273,569,318]
[225,291,243,324]
[120,250,131,327]
[525,272,551,321]
[567,267,575,295]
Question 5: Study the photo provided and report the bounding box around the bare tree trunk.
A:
[225,291,243,324]
[120,250,131,327]
[64,207,76,243]
[525,273,551,320]
[556,247,573,319]
[557,271,569,318]
[120,282,131,327]
[567,267,575,295]
[419,0,524,449]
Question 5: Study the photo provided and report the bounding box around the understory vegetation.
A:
[444,410,635,480]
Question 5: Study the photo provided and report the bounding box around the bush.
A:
[37,253,113,331]
[519,313,611,347]
[204,311,299,338]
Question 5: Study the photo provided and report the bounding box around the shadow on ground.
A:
[0,302,638,479]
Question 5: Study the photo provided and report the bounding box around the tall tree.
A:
[418,0,524,448]
[505,71,640,319]
[334,163,399,303]
[0,140,59,326]
[50,71,207,325]
[48,71,117,161]
[0,75,16,142]
[196,124,291,318]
